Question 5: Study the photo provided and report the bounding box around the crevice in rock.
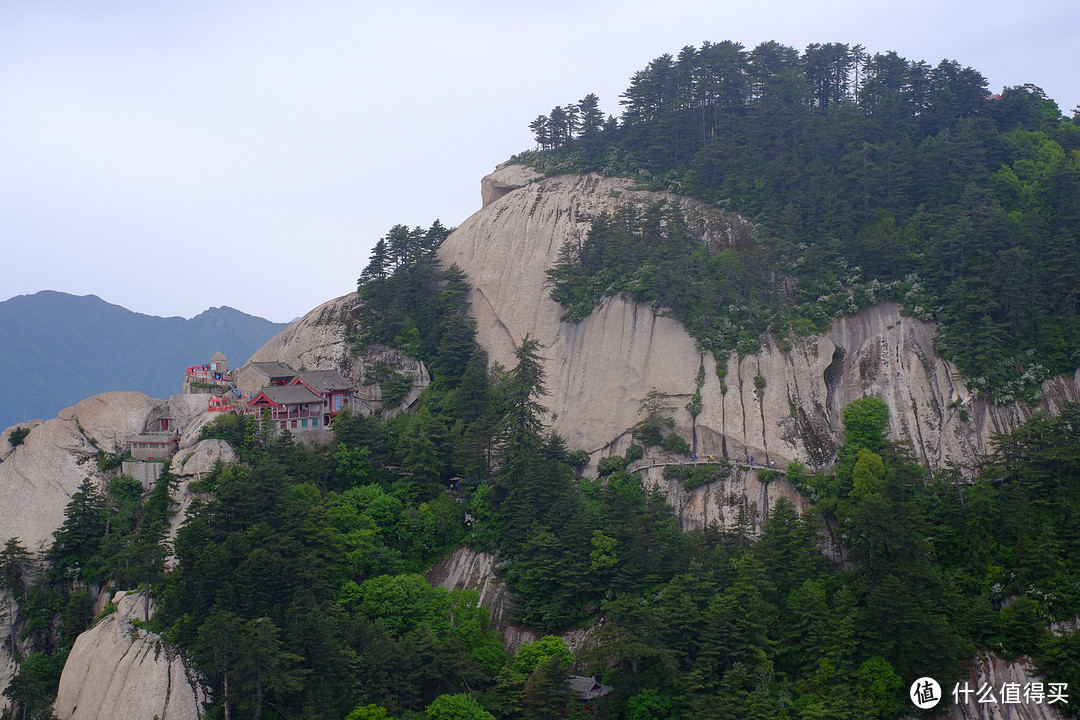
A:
[161,644,174,720]
[908,390,932,477]
[737,359,748,458]
[471,288,516,351]
[756,356,769,465]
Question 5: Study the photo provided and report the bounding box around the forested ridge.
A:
[2,220,1079,720]
[523,40,1080,402]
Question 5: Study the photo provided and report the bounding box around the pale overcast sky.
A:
[2,0,1077,323]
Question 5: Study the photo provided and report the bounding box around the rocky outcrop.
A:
[162,394,213,441]
[428,547,513,631]
[250,294,430,415]
[0,391,194,551]
[0,391,214,700]
[640,464,808,535]
[54,591,206,720]
[426,547,595,657]
[1,420,42,462]
[59,392,161,455]
[165,439,237,568]
[171,438,237,478]
[437,166,1080,477]
[0,416,103,551]
[481,164,542,208]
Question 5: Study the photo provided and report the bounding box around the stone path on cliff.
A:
[625,457,778,474]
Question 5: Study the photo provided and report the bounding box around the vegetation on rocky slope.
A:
[4,215,1080,718]
[5,39,1080,720]
[524,40,1080,402]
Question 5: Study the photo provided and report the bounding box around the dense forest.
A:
[2,219,1079,720]
[524,41,1080,402]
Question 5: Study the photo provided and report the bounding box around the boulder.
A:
[1,420,42,462]
[59,392,160,454]
[171,439,237,477]
[54,591,206,720]
[164,394,212,435]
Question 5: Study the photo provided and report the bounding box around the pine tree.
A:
[577,94,604,137]
[235,617,308,720]
[47,477,106,581]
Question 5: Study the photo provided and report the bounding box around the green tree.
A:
[357,574,450,637]
[195,610,244,720]
[47,477,106,581]
[346,703,397,720]
[855,655,904,718]
[851,449,886,498]
[234,617,308,720]
[425,693,496,720]
[6,426,30,447]
[0,538,34,660]
[523,655,574,720]
[587,597,678,675]
[2,650,66,720]
[841,397,890,456]
[334,444,374,490]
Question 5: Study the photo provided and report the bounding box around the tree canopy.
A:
[523,40,1080,402]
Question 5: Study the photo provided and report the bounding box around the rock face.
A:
[428,547,513,632]
[171,438,237,477]
[0,415,103,552]
[427,547,594,657]
[438,166,1080,475]
[640,464,808,535]
[250,294,430,415]
[1,421,42,462]
[0,391,202,552]
[164,394,214,441]
[59,392,161,455]
[54,591,206,720]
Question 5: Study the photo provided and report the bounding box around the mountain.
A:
[0,291,288,430]
[2,166,1076,720]
[4,39,1080,720]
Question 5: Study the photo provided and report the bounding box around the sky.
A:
[2,0,1077,323]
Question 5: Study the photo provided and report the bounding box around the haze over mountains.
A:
[0,291,288,429]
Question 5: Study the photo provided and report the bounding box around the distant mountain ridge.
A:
[0,291,289,429]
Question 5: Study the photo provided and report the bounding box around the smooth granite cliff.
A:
[437,165,1080,473]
